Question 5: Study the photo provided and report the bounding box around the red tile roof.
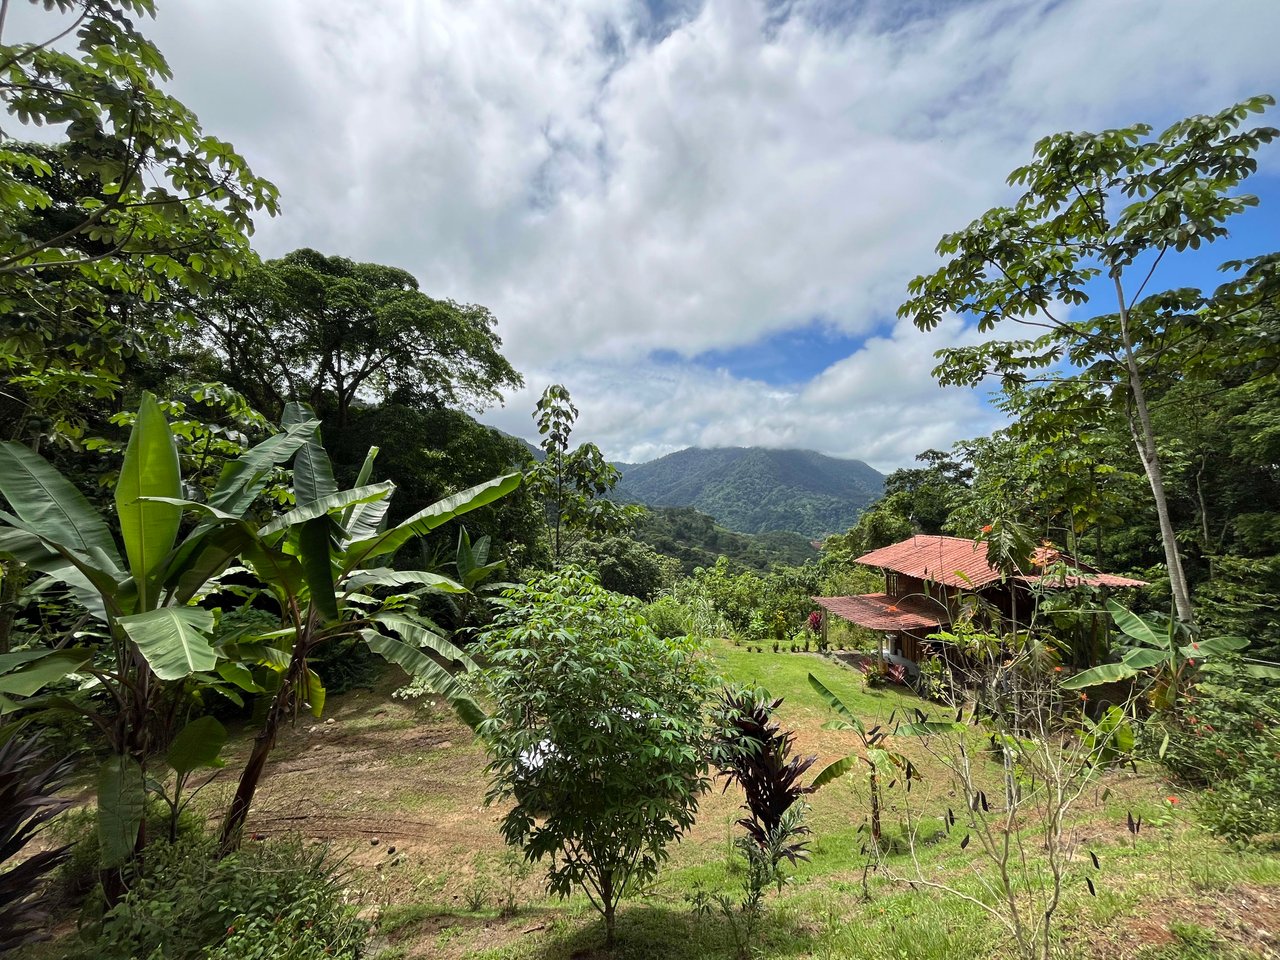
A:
[814,593,947,632]
[854,535,1147,590]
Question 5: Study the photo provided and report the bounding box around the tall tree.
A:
[0,2,278,448]
[900,96,1279,624]
[526,384,638,563]
[197,248,522,425]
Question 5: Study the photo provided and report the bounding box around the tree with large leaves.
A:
[899,96,1279,625]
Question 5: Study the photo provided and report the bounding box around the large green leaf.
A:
[1119,648,1168,669]
[1180,636,1249,658]
[294,438,338,507]
[116,393,182,610]
[304,668,326,718]
[810,754,859,790]
[347,473,521,566]
[0,525,115,618]
[1105,598,1167,649]
[165,716,228,774]
[807,673,866,735]
[0,442,123,571]
[0,648,92,697]
[341,446,380,529]
[345,569,468,594]
[259,482,393,537]
[97,755,145,868]
[373,612,476,668]
[298,516,339,623]
[363,630,484,729]
[118,607,217,680]
[208,419,319,514]
[1060,661,1142,689]
[342,497,391,547]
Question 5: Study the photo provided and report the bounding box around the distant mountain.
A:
[613,447,884,538]
[635,506,819,574]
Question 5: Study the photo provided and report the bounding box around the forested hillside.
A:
[613,447,883,537]
[634,505,819,573]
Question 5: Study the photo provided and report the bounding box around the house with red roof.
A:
[814,535,1146,668]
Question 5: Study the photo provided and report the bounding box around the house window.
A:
[886,571,899,597]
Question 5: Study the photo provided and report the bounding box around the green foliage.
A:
[476,567,716,947]
[566,535,677,600]
[197,248,522,426]
[1148,656,1280,843]
[526,385,640,563]
[633,505,818,575]
[614,446,884,538]
[82,836,366,960]
[0,4,278,450]
[900,95,1280,624]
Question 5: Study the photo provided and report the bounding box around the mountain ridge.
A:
[612,445,883,538]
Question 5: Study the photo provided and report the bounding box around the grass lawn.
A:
[35,638,1280,960]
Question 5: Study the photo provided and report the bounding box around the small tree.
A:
[477,568,715,949]
[526,385,639,563]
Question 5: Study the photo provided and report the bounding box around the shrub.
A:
[82,836,366,960]
[477,568,716,949]
[640,595,689,639]
[1147,656,1280,844]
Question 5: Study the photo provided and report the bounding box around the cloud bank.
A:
[139,0,1279,469]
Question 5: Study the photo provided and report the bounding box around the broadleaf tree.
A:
[899,96,1279,625]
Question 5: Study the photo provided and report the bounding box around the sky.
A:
[62,1,1280,469]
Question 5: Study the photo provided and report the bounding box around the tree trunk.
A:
[601,869,616,949]
[1114,278,1195,625]
[219,646,308,854]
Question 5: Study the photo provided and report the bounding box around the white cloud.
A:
[125,0,1280,467]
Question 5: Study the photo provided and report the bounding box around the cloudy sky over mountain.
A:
[136,0,1278,469]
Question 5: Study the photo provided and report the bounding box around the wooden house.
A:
[814,535,1147,668]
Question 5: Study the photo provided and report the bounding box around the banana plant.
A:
[807,674,920,845]
[165,414,523,852]
[0,393,318,871]
[1061,599,1249,709]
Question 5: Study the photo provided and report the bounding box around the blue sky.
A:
[102,0,1280,470]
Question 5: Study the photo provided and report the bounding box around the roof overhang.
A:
[814,593,948,632]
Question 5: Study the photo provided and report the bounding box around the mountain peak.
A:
[613,446,883,538]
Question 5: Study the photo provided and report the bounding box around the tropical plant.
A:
[477,568,715,948]
[711,686,815,859]
[807,674,916,846]
[1061,599,1257,709]
[211,419,519,851]
[0,729,75,953]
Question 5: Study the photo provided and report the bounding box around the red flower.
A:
[1166,796,1179,805]
[981,524,993,533]
[227,926,236,935]
[1054,666,1063,672]
[1188,658,1196,666]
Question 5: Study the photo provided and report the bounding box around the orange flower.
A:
[981,524,993,533]
[1079,693,1088,702]
[886,605,899,612]
[1053,666,1063,672]
[1167,796,1179,804]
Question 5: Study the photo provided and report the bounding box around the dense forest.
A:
[1,4,1279,960]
